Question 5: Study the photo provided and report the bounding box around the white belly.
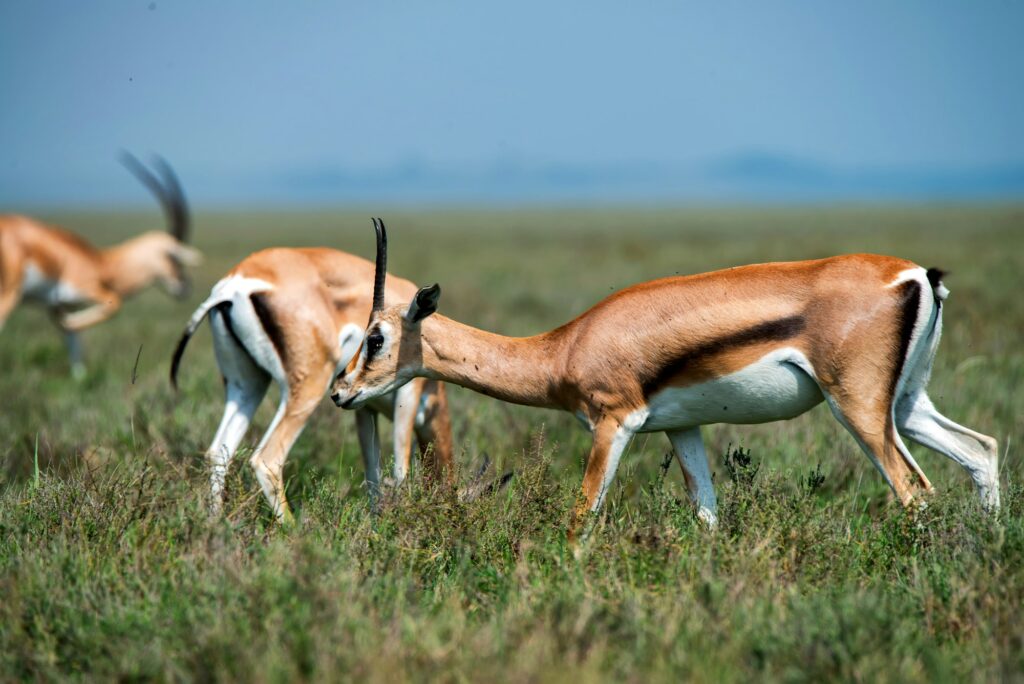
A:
[20,262,86,306]
[640,347,823,432]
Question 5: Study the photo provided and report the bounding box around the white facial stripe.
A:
[343,320,400,403]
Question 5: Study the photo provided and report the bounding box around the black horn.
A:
[371,217,388,312]
[119,151,191,243]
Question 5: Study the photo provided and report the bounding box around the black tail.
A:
[169,331,191,391]
[925,267,948,306]
[169,295,224,390]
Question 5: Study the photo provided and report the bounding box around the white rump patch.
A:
[209,275,275,301]
[886,267,927,289]
[205,276,286,385]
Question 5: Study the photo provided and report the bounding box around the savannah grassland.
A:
[1,206,1022,682]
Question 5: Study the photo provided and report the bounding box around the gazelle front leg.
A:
[59,294,122,331]
[355,408,382,500]
[248,387,320,524]
[390,381,421,485]
[667,427,718,527]
[570,416,636,542]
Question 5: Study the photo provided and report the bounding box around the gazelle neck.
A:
[418,315,568,409]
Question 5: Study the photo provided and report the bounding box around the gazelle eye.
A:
[366,332,385,359]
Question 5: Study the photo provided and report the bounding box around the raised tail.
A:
[170,293,229,390]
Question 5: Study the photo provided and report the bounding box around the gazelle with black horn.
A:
[333,220,1000,538]
[170,219,454,521]
[0,153,200,376]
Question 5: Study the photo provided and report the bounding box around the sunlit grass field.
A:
[1,206,1022,681]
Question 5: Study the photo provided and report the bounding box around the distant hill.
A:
[275,152,1024,204]
[3,152,1024,207]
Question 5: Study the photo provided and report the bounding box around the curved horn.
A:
[119,151,191,243]
[371,217,388,312]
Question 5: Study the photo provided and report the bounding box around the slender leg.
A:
[569,417,635,542]
[823,391,932,506]
[667,427,718,527]
[206,307,271,515]
[64,331,86,380]
[413,380,455,485]
[390,381,420,484]
[59,293,122,331]
[206,377,270,514]
[897,391,1000,510]
[355,408,382,499]
[248,386,321,523]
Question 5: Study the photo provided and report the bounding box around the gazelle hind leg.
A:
[810,277,935,506]
[248,384,322,523]
[897,391,1000,510]
[821,388,932,505]
[667,427,718,527]
[206,307,270,515]
[893,297,1000,510]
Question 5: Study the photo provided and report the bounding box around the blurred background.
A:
[2,0,1023,209]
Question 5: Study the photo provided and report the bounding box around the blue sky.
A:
[1,1,1022,206]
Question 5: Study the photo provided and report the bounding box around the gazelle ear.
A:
[405,284,441,323]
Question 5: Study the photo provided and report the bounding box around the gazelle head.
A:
[331,218,441,409]
[118,152,200,299]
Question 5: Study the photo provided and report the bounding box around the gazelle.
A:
[0,154,200,376]
[332,220,1000,537]
[170,221,454,521]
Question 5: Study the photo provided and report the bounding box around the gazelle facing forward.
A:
[0,154,200,376]
[333,221,999,537]
[171,223,454,521]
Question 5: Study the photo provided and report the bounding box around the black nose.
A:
[330,392,342,406]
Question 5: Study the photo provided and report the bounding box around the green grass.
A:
[1,205,1022,681]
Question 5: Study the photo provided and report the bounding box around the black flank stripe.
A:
[890,281,921,401]
[250,293,288,364]
[642,315,806,396]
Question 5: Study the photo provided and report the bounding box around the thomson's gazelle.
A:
[0,154,199,376]
[172,228,454,521]
[333,220,999,537]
